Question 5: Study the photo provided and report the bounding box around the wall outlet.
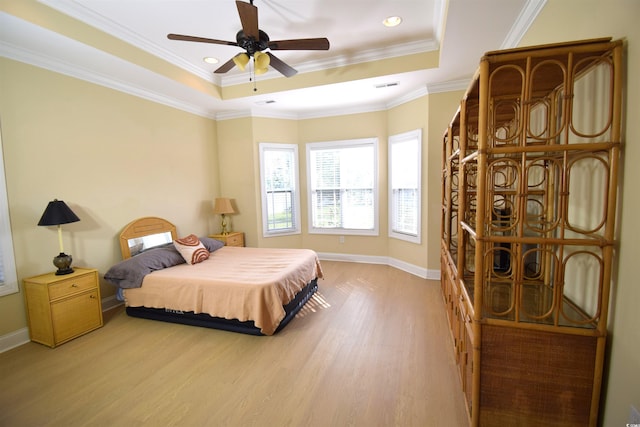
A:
[629,404,640,425]
[339,235,345,244]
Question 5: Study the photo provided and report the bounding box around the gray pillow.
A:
[199,236,225,253]
[104,246,185,289]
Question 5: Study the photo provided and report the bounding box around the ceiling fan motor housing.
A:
[236,30,270,55]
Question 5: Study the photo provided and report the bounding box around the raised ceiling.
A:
[0,0,546,119]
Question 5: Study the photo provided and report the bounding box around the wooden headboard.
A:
[119,217,177,259]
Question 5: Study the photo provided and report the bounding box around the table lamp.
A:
[37,199,80,275]
[213,198,235,235]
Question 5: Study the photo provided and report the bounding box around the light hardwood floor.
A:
[0,261,468,427]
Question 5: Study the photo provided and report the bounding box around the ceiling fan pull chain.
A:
[252,58,258,91]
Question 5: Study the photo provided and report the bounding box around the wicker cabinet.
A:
[440,38,623,426]
[23,268,103,348]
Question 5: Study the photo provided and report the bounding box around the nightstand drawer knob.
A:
[71,283,78,288]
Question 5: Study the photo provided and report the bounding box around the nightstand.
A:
[209,231,244,247]
[23,267,103,348]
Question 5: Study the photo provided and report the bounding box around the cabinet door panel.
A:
[51,290,102,343]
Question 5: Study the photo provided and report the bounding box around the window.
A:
[0,126,17,296]
[307,138,378,235]
[389,129,421,243]
[259,143,301,236]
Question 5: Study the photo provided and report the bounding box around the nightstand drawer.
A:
[48,273,97,300]
[225,233,243,246]
[209,232,244,247]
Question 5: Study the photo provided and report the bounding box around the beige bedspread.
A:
[123,246,323,335]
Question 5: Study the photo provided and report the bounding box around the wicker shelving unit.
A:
[440,38,623,426]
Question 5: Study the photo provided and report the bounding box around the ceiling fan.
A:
[167,0,330,78]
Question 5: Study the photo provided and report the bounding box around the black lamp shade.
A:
[37,199,80,226]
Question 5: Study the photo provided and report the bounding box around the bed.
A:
[104,217,322,335]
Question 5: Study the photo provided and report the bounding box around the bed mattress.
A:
[123,246,323,335]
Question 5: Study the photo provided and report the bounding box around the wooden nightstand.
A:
[23,267,103,348]
[209,231,244,247]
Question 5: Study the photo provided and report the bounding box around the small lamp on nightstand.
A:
[213,197,235,235]
[37,199,81,275]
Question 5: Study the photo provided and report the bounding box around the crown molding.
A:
[501,0,547,49]
[427,78,469,94]
[0,40,217,119]
[220,39,438,87]
[386,85,429,109]
[38,0,214,83]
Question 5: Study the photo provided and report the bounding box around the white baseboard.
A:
[317,252,440,280]
[101,294,124,311]
[0,296,124,353]
[0,327,30,353]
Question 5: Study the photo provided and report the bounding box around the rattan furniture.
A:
[440,38,623,426]
[23,268,103,347]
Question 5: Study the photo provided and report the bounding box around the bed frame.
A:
[118,217,318,335]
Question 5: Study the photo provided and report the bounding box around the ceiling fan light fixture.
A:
[233,53,250,71]
[254,51,270,75]
[254,51,270,66]
[383,16,402,27]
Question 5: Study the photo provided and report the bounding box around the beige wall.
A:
[386,97,429,268]
[299,111,398,256]
[217,108,439,263]
[215,116,306,249]
[215,117,257,244]
[425,91,466,270]
[0,58,219,336]
[298,111,390,256]
[518,1,640,425]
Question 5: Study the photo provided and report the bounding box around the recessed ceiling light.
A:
[203,57,219,64]
[383,16,402,27]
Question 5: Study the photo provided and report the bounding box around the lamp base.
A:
[53,252,74,275]
[220,214,230,235]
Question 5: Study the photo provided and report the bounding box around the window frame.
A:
[259,142,302,237]
[388,129,422,244]
[306,137,379,236]
[0,126,18,297]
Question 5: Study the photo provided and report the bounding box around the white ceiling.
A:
[0,0,546,119]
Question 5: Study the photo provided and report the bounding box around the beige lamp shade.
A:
[213,198,235,215]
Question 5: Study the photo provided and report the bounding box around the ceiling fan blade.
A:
[236,1,259,40]
[168,33,237,47]
[268,38,330,51]
[266,52,297,78]
[214,58,237,74]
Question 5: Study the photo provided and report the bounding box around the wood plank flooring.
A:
[0,261,468,426]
